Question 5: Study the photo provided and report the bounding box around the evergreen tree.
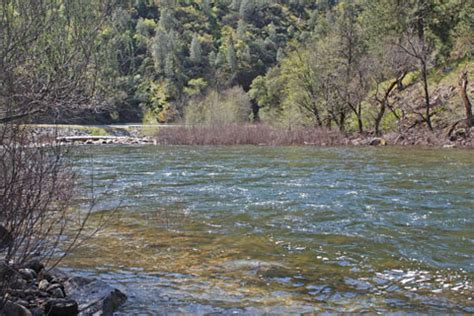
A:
[239,0,255,22]
[231,0,242,11]
[190,34,203,64]
[227,39,238,73]
[208,51,217,67]
[158,8,175,31]
[215,51,225,67]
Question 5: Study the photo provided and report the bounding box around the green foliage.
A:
[89,0,323,122]
[251,0,473,133]
[4,0,470,130]
[184,78,208,97]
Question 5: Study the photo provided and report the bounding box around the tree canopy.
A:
[1,0,472,132]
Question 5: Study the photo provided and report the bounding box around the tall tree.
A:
[190,33,203,64]
[227,38,238,74]
[333,2,367,133]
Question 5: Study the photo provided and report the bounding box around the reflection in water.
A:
[65,146,474,313]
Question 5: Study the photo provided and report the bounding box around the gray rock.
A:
[30,307,45,316]
[350,138,363,146]
[44,299,78,316]
[19,269,37,281]
[46,283,63,292]
[369,137,387,146]
[24,260,44,274]
[50,288,65,299]
[10,276,28,290]
[64,276,127,316]
[38,280,49,291]
[2,301,32,316]
[15,299,30,308]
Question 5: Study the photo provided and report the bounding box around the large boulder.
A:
[2,301,32,316]
[63,276,127,316]
[24,260,44,274]
[44,299,78,316]
[369,137,387,146]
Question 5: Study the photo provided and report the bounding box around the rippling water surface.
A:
[65,145,473,314]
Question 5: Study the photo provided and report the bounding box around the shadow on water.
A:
[63,146,474,314]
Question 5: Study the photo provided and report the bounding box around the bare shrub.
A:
[155,124,345,146]
[185,87,252,126]
[0,125,110,305]
[0,0,115,124]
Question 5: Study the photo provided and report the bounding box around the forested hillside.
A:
[105,0,328,123]
[1,0,473,135]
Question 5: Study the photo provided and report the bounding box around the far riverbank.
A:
[19,123,474,148]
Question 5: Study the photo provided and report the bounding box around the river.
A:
[64,145,473,314]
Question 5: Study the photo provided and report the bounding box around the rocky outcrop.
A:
[56,136,156,146]
[64,276,127,316]
[0,261,126,316]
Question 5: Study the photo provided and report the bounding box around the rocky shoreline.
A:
[1,260,126,315]
[25,125,474,148]
[57,136,156,146]
[348,127,473,148]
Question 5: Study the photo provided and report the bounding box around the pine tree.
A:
[215,51,225,67]
[158,8,175,32]
[241,45,251,66]
[190,34,203,64]
[231,0,242,11]
[208,51,217,67]
[276,48,284,62]
[164,53,176,79]
[227,39,237,72]
[239,0,255,22]
[152,30,170,74]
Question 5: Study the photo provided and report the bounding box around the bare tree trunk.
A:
[339,112,346,133]
[251,100,260,122]
[347,101,364,133]
[311,100,323,127]
[415,3,433,131]
[374,72,407,136]
[356,112,363,134]
[421,60,433,130]
[374,104,386,136]
[459,70,473,127]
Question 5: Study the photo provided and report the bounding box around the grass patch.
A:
[429,57,474,85]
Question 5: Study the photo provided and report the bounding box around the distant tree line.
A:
[1,0,472,133]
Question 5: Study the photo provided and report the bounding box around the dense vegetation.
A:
[1,0,473,135]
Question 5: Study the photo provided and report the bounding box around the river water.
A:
[65,145,473,314]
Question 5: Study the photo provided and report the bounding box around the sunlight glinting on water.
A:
[67,146,474,314]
